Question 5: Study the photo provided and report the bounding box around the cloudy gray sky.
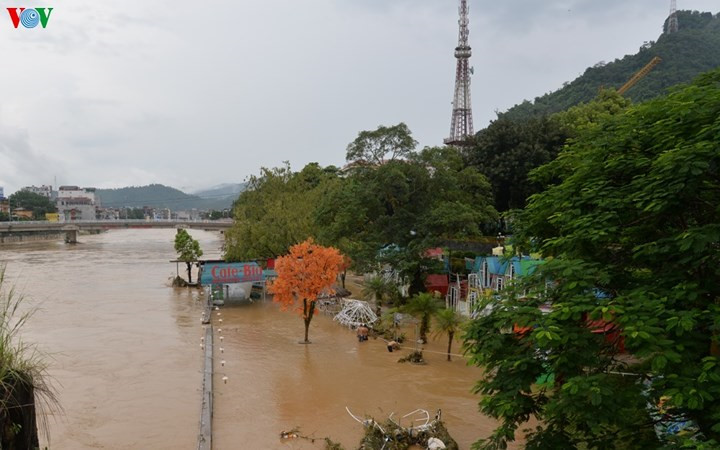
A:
[0,0,717,194]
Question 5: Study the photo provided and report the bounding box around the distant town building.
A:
[96,208,119,220]
[154,208,171,221]
[57,186,99,221]
[174,209,200,221]
[21,185,53,199]
[0,186,4,200]
[58,186,98,205]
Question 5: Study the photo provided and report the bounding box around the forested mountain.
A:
[96,184,237,210]
[501,10,720,121]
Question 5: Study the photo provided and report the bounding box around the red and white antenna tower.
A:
[444,0,474,146]
[667,0,679,34]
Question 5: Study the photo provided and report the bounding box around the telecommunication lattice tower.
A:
[444,0,474,146]
[667,0,679,34]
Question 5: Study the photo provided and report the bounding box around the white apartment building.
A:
[57,186,98,221]
[57,186,98,204]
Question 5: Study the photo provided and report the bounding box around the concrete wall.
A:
[0,231,65,244]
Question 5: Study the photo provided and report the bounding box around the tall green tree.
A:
[464,69,720,449]
[174,229,203,284]
[224,163,338,261]
[8,191,57,220]
[345,122,417,166]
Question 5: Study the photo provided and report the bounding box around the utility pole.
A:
[444,0,474,146]
[667,0,679,34]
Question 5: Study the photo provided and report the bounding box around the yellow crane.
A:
[617,56,662,95]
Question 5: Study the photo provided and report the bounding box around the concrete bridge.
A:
[0,219,233,244]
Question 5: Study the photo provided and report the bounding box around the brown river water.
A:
[0,229,505,449]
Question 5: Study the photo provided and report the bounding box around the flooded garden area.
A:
[0,229,501,449]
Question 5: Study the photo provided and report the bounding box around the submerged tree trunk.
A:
[186,262,193,284]
[420,314,429,344]
[447,331,454,361]
[0,377,39,450]
[303,298,315,343]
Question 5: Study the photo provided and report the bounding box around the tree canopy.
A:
[8,191,57,220]
[270,239,343,343]
[464,69,720,448]
[464,90,631,213]
[174,229,203,283]
[224,163,339,261]
[225,125,497,297]
[317,145,497,293]
[345,122,417,166]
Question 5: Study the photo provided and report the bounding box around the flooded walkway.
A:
[211,301,493,449]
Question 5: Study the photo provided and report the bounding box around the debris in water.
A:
[347,407,458,449]
[280,429,299,439]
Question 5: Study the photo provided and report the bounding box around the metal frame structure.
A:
[444,0,474,146]
[667,0,679,34]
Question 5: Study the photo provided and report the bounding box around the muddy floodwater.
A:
[1,229,503,449]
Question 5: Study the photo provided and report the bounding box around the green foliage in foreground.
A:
[0,267,57,449]
[464,70,720,448]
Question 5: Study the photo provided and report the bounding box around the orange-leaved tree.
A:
[270,239,343,343]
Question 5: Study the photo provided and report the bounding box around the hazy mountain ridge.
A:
[500,10,720,121]
[192,183,246,200]
[97,184,242,210]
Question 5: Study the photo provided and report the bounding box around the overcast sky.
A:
[0,0,717,194]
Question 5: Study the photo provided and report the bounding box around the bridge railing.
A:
[0,219,233,229]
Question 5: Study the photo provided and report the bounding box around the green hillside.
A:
[96,184,231,210]
[501,10,720,121]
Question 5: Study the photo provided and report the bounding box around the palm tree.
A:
[403,293,442,344]
[434,308,464,361]
[363,277,389,317]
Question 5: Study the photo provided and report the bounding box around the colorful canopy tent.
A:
[333,299,378,328]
